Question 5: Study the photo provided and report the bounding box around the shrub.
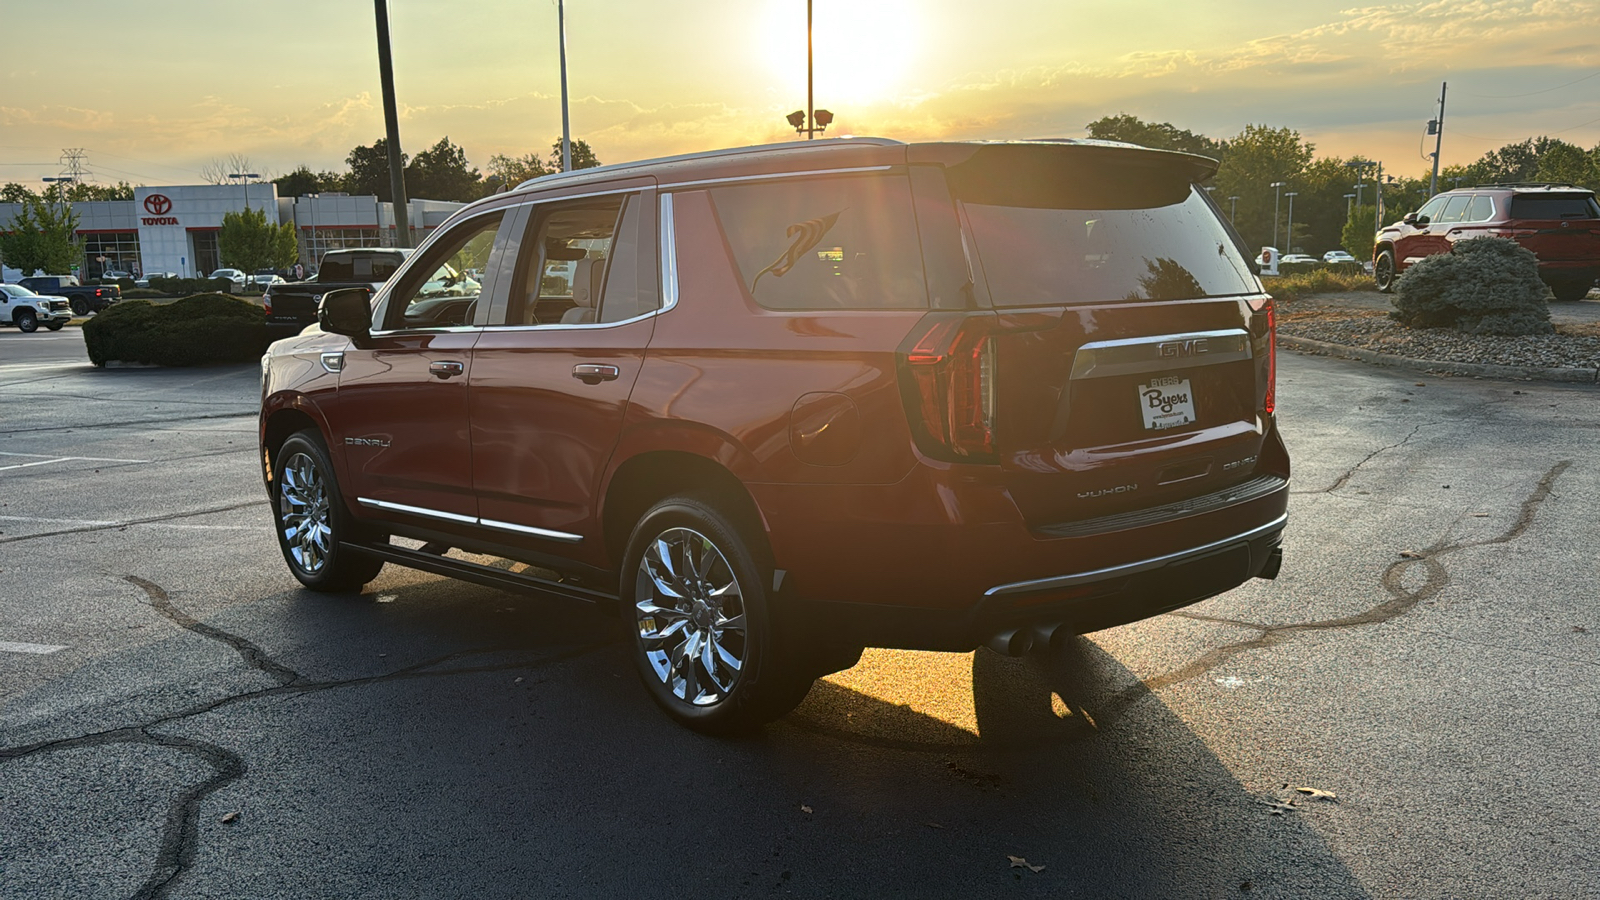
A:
[83,293,269,366]
[1264,268,1376,303]
[1277,260,1365,277]
[1391,237,1554,336]
[120,288,166,299]
[148,276,231,296]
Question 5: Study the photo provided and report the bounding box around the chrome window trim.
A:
[660,192,679,312]
[359,498,585,543]
[662,165,895,191]
[984,513,1287,598]
[368,324,482,337]
[1070,328,1252,380]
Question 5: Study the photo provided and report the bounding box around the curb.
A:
[1279,334,1600,384]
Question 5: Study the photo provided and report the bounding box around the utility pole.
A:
[807,0,815,140]
[1284,192,1298,253]
[558,0,572,171]
[1270,181,1286,249]
[374,0,410,248]
[1428,81,1447,196]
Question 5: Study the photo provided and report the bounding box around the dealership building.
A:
[0,183,465,281]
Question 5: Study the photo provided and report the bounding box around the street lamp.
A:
[786,108,834,138]
[1344,193,1356,218]
[227,172,260,212]
[1270,182,1287,249]
[1284,192,1299,254]
[1346,159,1376,207]
[1228,195,1239,223]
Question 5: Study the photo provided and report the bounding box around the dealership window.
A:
[80,232,141,278]
[190,231,221,276]
[302,227,382,270]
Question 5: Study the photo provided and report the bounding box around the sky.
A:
[3,0,1598,190]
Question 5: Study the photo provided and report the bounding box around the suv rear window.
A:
[319,252,405,282]
[709,174,928,310]
[950,151,1256,307]
[1510,193,1600,219]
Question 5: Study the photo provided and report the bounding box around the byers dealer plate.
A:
[1139,376,1195,430]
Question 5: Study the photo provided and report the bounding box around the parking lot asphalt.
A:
[2,327,1597,898]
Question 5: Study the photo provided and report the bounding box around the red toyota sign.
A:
[143,194,173,215]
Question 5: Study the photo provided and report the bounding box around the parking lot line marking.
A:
[0,641,69,655]
[0,514,121,526]
[0,454,150,472]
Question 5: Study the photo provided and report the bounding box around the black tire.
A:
[14,309,38,333]
[69,297,88,316]
[622,495,814,733]
[1374,249,1397,293]
[1549,279,1594,303]
[271,429,385,592]
[45,321,64,331]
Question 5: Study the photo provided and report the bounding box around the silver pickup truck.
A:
[1,283,74,332]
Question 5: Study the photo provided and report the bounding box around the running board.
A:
[349,541,618,606]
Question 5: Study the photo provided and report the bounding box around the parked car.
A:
[1322,250,1356,264]
[260,137,1289,732]
[99,269,133,282]
[0,283,73,332]
[209,268,248,292]
[1374,183,1600,300]
[16,275,120,315]
[251,269,286,289]
[1280,253,1318,265]
[262,248,412,339]
[135,271,178,288]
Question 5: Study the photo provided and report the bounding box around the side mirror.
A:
[1402,212,1418,225]
[318,288,374,340]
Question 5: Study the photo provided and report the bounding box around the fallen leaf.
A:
[514,677,524,684]
[1574,626,1589,634]
[1007,855,1044,873]
[800,805,813,814]
[1472,513,1489,518]
[1263,800,1296,816]
[220,811,240,824]
[1399,550,1424,559]
[924,822,943,829]
[1293,786,1338,802]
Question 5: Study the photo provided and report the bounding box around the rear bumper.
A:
[753,455,1290,652]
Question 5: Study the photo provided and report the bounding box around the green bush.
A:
[119,288,166,299]
[1391,237,1554,336]
[82,293,268,366]
[148,276,231,296]
[1277,260,1365,277]
[1266,268,1378,302]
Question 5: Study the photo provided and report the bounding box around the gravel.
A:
[1276,300,1600,372]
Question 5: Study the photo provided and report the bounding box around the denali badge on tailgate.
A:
[1139,376,1195,430]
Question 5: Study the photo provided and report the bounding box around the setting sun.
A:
[759,0,923,109]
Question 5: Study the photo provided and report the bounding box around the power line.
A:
[1450,114,1600,145]
[1457,69,1600,99]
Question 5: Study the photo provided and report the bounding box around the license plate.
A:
[1138,376,1195,430]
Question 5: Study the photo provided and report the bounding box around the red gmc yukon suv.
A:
[259,138,1289,732]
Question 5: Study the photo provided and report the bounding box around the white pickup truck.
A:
[1,283,74,332]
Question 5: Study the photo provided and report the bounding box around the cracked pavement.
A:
[2,330,1597,898]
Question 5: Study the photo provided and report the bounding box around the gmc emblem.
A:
[1159,338,1209,358]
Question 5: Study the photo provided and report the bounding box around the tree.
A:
[1085,114,1223,159]
[218,206,298,278]
[67,181,135,201]
[405,137,483,202]
[1342,205,1377,260]
[200,153,257,186]
[1533,141,1599,190]
[486,152,550,190]
[344,138,408,200]
[1213,125,1316,253]
[0,194,81,276]
[273,166,342,198]
[547,138,601,173]
[2,183,34,203]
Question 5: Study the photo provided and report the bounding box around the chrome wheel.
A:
[279,451,332,575]
[635,527,747,706]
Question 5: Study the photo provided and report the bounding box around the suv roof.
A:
[1450,183,1593,194]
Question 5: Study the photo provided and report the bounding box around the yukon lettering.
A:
[1078,484,1138,498]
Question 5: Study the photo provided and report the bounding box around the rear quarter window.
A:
[708,174,928,310]
[1510,193,1600,219]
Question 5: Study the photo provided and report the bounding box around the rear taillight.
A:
[262,291,273,315]
[1251,297,1276,416]
[899,314,998,461]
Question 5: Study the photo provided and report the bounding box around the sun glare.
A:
[760,0,922,109]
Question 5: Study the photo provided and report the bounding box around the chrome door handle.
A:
[429,360,465,379]
[572,364,620,384]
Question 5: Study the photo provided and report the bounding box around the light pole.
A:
[42,176,77,276]
[1346,159,1375,209]
[1344,193,1356,218]
[784,0,835,139]
[558,0,571,171]
[1284,192,1298,254]
[1228,195,1239,223]
[227,172,259,212]
[1270,182,1286,249]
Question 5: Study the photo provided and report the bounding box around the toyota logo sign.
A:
[143,194,173,215]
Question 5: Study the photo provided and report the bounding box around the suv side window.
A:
[1466,195,1495,222]
[498,193,658,327]
[708,174,928,310]
[1437,195,1472,223]
[381,212,504,330]
[1415,197,1448,223]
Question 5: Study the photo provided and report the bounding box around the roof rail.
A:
[513,137,905,191]
[1468,182,1585,190]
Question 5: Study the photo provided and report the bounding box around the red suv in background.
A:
[259,138,1289,732]
[1374,183,1600,300]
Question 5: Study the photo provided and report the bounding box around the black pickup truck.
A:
[17,276,120,315]
[262,248,412,339]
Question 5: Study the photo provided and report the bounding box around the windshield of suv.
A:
[1510,193,1600,219]
[318,253,405,283]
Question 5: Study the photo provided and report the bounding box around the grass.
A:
[1263,269,1378,303]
